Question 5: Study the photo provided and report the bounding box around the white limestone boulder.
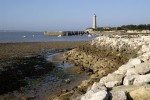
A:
[99,73,124,87]
[111,91,127,100]
[138,51,150,61]
[99,76,107,85]
[114,64,134,75]
[89,90,108,100]
[139,57,149,62]
[140,44,150,53]
[114,58,142,76]
[129,86,150,100]
[125,67,138,76]
[123,75,138,86]
[127,58,142,66]
[81,90,108,100]
[81,90,95,100]
[91,82,107,93]
[133,74,150,85]
[134,61,150,75]
[105,81,122,88]
[125,61,150,76]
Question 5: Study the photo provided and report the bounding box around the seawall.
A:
[79,37,150,100]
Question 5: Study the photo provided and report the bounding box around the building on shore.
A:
[85,15,150,34]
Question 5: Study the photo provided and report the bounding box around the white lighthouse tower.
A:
[92,14,97,29]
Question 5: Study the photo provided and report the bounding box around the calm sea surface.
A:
[0,32,95,43]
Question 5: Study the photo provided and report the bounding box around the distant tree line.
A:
[119,24,150,30]
[94,24,150,31]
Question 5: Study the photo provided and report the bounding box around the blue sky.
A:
[0,0,150,31]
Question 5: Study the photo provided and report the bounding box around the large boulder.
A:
[138,51,150,62]
[125,67,138,76]
[114,63,134,75]
[125,61,150,76]
[140,44,150,53]
[114,65,128,75]
[133,74,150,85]
[129,87,150,100]
[124,74,150,85]
[81,90,95,100]
[89,90,109,100]
[90,82,107,93]
[99,73,124,87]
[134,61,150,75]
[111,91,127,100]
[123,75,138,85]
[127,58,142,66]
[105,81,122,88]
[81,83,108,100]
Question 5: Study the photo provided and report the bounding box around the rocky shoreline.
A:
[55,36,150,100]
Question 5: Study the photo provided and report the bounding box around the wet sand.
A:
[0,41,88,100]
[0,41,86,61]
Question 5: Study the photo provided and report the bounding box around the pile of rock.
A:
[55,36,150,100]
[80,59,150,100]
[64,37,143,75]
[78,37,150,100]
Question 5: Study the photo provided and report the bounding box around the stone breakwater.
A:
[64,37,141,74]
[74,36,150,100]
[54,36,150,100]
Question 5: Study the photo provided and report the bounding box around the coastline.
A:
[0,41,89,100]
[54,35,150,100]
[1,36,150,100]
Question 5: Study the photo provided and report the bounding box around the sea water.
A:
[0,32,95,43]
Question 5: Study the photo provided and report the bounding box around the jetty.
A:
[44,31,88,36]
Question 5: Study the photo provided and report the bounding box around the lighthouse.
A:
[92,14,97,29]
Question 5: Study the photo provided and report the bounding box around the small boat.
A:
[58,35,62,37]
